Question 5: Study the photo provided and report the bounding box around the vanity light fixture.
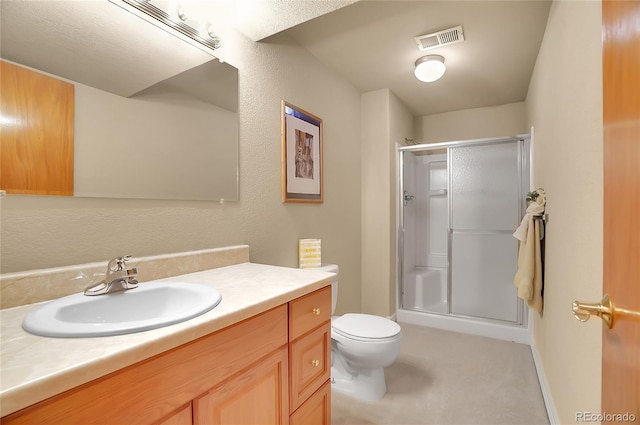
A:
[414,55,446,83]
[177,6,188,22]
[109,0,221,54]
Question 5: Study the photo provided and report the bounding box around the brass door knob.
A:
[311,360,320,367]
[312,308,321,315]
[572,294,640,329]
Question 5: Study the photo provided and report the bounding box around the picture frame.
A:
[281,101,323,203]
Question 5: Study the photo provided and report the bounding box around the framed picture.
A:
[281,101,323,203]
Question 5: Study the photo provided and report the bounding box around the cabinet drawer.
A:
[289,286,331,341]
[290,380,331,425]
[289,322,330,413]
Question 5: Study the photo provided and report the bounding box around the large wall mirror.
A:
[0,0,239,201]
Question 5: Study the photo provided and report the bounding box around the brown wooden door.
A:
[0,60,75,196]
[602,0,640,420]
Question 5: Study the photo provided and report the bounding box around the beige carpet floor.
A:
[332,323,550,425]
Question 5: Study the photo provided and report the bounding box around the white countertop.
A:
[0,262,333,417]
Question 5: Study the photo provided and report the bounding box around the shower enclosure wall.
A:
[397,136,530,342]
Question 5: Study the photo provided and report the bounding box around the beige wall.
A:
[361,89,412,317]
[0,30,363,315]
[416,102,528,143]
[361,89,391,317]
[388,93,414,314]
[526,1,603,423]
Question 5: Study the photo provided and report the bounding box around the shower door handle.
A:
[572,294,640,329]
[403,191,415,206]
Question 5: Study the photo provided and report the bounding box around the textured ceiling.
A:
[284,1,552,116]
[0,0,356,99]
[0,0,215,97]
[231,0,360,41]
[1,0,551,118]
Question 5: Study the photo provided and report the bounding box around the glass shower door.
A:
[448,141,522,323]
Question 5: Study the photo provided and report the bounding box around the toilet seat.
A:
[332,313,401,342]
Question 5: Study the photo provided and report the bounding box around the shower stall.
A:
[397,135,531,342]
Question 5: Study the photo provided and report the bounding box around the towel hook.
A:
[533,214,548,240]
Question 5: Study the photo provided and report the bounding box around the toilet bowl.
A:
[331,313,402,400]
[315,264,402,401]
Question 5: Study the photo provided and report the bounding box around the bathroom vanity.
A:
[0,249,332,424]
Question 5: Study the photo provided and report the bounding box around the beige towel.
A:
[514,217,543,312]
[513,202,545,240]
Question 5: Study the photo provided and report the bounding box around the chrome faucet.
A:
[84,255,139,296]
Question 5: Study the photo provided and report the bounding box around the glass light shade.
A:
[414,55,446,82]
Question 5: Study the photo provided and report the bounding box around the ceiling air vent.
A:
[414,25,464,51]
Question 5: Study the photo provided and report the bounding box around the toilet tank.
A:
[316,264,338,314]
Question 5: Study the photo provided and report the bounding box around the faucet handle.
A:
[108,255,133,272]
[86,256,138,296]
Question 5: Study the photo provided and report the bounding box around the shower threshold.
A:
[396,308,531,344]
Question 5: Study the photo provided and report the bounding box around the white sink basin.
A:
[23,282,222,338]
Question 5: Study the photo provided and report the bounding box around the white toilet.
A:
[317,264,402,401]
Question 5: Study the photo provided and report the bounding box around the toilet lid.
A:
[332,313,401,340]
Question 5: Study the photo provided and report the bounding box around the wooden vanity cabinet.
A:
[2,286,332,425]
[158,403,193,425]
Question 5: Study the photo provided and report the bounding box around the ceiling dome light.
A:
[414,55,446,83]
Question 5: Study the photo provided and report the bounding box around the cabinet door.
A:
[157,403,192,425]
[290,381,331,425]
[194,347,289,425]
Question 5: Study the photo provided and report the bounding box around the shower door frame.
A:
[397,134,531,327]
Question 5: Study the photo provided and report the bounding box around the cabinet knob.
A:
[312,308,321,315]
[311,359,320,367]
